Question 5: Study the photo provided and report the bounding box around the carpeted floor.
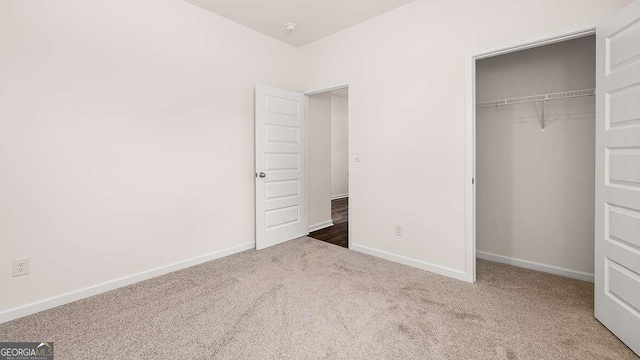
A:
[0,237,636,360]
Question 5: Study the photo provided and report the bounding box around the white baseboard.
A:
[476,251,594,283]
[309,220,334,232]
[351,243,467,281]
[331,193,348,200]
[0,242,255,324]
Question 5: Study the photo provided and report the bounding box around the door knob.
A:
[258,172,266,178]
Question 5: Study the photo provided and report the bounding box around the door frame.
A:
[463,18,607,283]
[304,83,353,249]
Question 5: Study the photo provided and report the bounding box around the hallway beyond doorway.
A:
[309,197,348,248]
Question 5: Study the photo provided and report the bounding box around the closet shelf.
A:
[476,89,595,108]
[476,88,595,130]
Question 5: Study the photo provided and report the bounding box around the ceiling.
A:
[183,0,417,47]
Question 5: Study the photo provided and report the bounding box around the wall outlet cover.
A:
[13,258,29,277]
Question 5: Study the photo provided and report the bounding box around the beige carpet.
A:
[0,237,636,360]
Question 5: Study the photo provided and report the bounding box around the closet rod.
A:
[476,88,595,109]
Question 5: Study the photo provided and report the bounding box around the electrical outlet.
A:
[395,224,403,237]
[13,258,29,277]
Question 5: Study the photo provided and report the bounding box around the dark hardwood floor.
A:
[309,197,348,248]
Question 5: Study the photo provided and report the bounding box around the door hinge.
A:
[472,178,475,185]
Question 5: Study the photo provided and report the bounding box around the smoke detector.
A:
[284,23,297,33]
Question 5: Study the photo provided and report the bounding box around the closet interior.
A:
[475,35,597,282]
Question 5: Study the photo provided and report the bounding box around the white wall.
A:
[476,36,596,275]
[0,0,301,313]
[331,93,349,198]
[308,92,332,228]
[0,0,632,318]
[476,36,597,101]
[300,0,632,279]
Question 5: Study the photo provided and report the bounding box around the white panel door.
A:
[595,0,640,355]
[255,84,307,250]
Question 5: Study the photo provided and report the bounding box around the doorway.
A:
[306,86,350,248]
[474,35,596,282]
[463,21,601,283]
[254,83,351,251]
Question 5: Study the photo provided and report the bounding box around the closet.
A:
[475,35,596,281]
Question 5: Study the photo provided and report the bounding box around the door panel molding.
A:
[595,1,640,354]
[255,84,308,250]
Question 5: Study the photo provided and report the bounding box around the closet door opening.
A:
[474,36,597,283]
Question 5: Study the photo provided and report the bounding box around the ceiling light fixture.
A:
[284,23,297,33]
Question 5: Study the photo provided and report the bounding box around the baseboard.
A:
[309,220,334,232]
[476,251,594,283]
[0,242,255,324]
[351,243,467,281]
[331,193,348,200]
